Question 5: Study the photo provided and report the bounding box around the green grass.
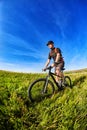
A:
[0,70,87,130]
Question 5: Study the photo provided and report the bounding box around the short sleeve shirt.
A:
[48,47,63,62]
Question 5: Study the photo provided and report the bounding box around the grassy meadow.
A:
[0,69,87,130]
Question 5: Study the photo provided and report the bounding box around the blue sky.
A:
[0,0,87,72]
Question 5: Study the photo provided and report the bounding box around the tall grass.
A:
[0,70,87,130]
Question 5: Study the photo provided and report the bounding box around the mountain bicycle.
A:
[28,66,71,102]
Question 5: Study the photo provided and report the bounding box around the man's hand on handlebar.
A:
[42,66,53,71]
[42,67,47,71]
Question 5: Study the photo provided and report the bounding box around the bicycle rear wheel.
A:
[63,76,72,88]
[28,78,55,102]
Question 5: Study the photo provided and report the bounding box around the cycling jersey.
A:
[48,47,64,63]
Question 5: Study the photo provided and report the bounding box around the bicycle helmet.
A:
[46,40,54,46]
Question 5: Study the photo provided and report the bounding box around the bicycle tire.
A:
[63,76,72,88]
[28,78,55,102]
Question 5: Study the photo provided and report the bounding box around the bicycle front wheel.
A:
[63,76,72,88]
[28,78,55,102]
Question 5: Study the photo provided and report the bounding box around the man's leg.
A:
[55,63,64,89]
[55,67,60,82]
[55,62,64,82]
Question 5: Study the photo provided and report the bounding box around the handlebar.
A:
[46,66,52,70]
[42,66,53,72]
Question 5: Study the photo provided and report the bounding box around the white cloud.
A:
[0,54,87,73]
[1,32,47,59]
[0,61,44,73]
[66,55,87,71]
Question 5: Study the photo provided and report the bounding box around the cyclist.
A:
[43,40,65,89]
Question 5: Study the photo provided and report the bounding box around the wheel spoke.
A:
[28,78,54,102]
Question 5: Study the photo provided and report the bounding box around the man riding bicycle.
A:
[43,40,65,88]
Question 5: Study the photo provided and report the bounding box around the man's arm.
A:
[55,53,61,63]
[42,59,50,71]
[44,59,50,68]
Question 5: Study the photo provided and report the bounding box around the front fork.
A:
[43,75,49,93]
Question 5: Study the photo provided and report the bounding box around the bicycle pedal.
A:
[58,86,63,91]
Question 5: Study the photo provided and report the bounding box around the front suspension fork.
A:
[43,76,49,93]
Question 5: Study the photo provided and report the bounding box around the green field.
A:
[0,69,87,130]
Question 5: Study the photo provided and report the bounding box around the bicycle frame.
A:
[45,67,62,88]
